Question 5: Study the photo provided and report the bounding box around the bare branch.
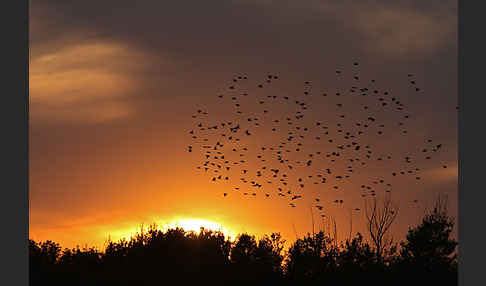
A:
[364,196,399,262]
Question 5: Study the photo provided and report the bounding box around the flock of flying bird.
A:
[186,62,453,219]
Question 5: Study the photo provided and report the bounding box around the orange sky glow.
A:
[29,1,457,251]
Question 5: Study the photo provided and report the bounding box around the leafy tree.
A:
[400,194,458,271]
[255,233,285,275]
[58,246,101,267]
[230,233,258,265]
[29,239,62,285]
[29,239,62,266]
[337,232,375,271]
[284,231,339,280]
[229,232,285,281]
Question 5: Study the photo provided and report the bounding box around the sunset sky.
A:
[29,0,457,250]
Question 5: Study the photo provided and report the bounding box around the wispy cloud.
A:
[30,41,147,124]
[422,162,458,184]
[301,0,456,57]
[355,5,456,56]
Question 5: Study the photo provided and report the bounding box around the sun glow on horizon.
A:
[104,218,239,246]
[163,218,238,240]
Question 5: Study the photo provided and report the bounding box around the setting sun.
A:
[164,218,237,239]
[103,218,239,245]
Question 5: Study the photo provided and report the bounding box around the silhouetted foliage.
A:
[397,194,458,285]
[337,232,375,271]
[29,207,458,286]
[229,232,285,282]
[285,231,339,281]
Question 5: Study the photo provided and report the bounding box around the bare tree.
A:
[332,216,338,248]
[320,215,338,248]
[310,206,315,236]
[425,192,450,219]
[364,195,399,262]
[292,222,299,240]
[348,208,353,241]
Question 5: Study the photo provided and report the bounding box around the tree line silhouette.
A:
[30,195,457,286]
